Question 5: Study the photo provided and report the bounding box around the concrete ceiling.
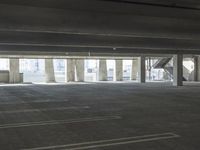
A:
[0,0,200,56]
[1,0,200,10]
[103,0,200,9]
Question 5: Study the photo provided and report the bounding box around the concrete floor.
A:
[0,82,199,150]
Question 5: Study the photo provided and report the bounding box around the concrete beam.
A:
[1,32,200,52]
[173,54,183,86]
[1,44,200,56]
[45,59,55,83]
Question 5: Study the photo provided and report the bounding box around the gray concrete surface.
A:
[0,82,199,149]
[2,1,200,56]
[66,59,85,82]
[99,59,107,81]
[115,59,123,81]
[45,59,55,83]
[139,56,146,83]
[0,70,9,83]
[66,59,76,82]
[173,54,183,86]
[131,58,139,80]
[9,59,21,83]
[75,59,85,82]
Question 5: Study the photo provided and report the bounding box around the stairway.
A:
[153,57,171,69]
[153,57,187,81]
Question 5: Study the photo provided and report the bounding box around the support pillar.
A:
[115,59,123,81]
[173,54,183,86]
[9,58,20,83]
[131,58,139,80]
[139,56,146,83]
[66,59,75,82]
[193,56,200,81]
[75,59,85,82]
[198,56,200,81]
[45,59,55,83]
[99,59,107,81]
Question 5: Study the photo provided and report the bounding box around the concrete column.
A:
[198,56,200,81]
[45,59,55,83]
[99,59,107,81]
[139,56,146,83]
[131,58,139,80]
[173,54,183,86]
[9,58,20,83]
[115,59,123,81]
[193,56,200,81]
[66,59,75,82]
[75,59,85,82]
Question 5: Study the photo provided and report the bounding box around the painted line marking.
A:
[0,116,121,129]
[22,132,180,150]
[0,106,90,114]
[0,100,69,105]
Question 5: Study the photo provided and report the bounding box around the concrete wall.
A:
[0,70,23,83]
[0,70,9,83]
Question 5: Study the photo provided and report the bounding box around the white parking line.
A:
[0,100,69,105]
[0,106,90,114]
[22,132,180,150]
[0,116,121,129]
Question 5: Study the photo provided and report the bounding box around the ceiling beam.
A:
[0,31,200,52]
[0,45,200,56]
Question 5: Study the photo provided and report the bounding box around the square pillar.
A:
[45,59,55,83]
[75,59,85,82]
[66,59,75,82]
[115,59,123,81]
[139,56,146,83]
[193,56,200,81]
[9,58,20,83]
[173,54,183,86]
[99,59,107,81]
[131,58,139,80]
[198,56,200,81]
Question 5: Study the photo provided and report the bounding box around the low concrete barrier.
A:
[0,70,23,83]
[0,70,9,83]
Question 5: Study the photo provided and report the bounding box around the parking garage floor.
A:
[0,82,199,150]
